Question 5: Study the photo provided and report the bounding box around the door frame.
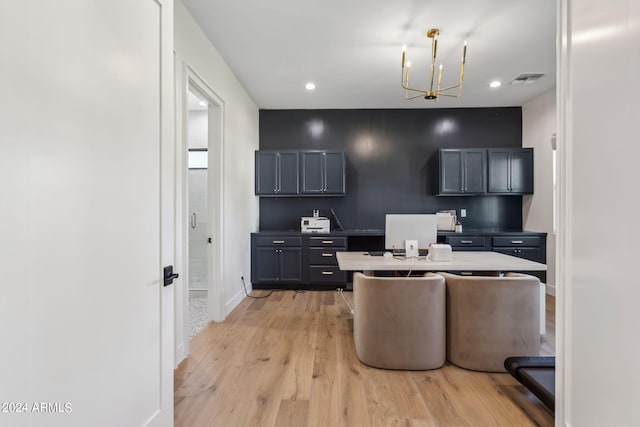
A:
[175,61,225,363]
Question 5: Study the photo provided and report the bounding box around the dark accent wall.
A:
[259,108,523,231]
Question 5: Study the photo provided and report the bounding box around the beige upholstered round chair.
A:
[352,272,446,370]
[440,272,541,372]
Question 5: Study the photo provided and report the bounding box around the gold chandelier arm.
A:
[405,92,427,100]
[401,83,430,94]
[438,83,462,92]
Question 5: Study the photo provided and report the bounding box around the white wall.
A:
[557,0,640,425]
[188,110,208,149]
[174,0,259,362]
[522,89,556,293]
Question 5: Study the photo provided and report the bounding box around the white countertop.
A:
[336,251,547,271]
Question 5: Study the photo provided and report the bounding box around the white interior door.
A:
[0,1,174,426]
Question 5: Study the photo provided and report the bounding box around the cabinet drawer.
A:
[309,266,346,283]
[493,248,544,263]
[493,236,541,247]
[309,248,343,265]
[447,236,486,247]
[254,236,302,247]
[308,237,347,247]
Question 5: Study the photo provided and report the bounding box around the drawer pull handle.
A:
[321,253,334,257]
[322,240,334,244]
[321,271,334,275]
[460,240,473,244]
[511,240,524,244]
[273,240,285,244]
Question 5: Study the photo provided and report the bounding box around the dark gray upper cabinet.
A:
[439,149,487,195]
[256,150,345,196]
[487,148,533,194]
[255,151,299,196]
[301,151,345,195]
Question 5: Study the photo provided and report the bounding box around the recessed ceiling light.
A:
[198,101,207,106]
[489,81,502,88]
[305,82,316,91]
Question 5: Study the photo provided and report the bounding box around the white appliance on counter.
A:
[301,216,330,233]
[428,243,453,261]
[436,211,456,231]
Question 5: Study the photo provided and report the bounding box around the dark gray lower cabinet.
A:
[445,232,546,282]
[251,233,347,289]
[307,236,346,285]
[492,235,545,281]
[251,231,547,288]
[251,236,302,284]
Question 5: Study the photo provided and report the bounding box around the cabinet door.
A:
[277,152,300,195]
[488,148,533,194]
[279,247,303,282]
[440,150,464,193]
[323,151,345,194]
[254,247,280,282]
[509,149,533,193]
[440,149,486,194]
[463,150,487,193]
[487,150,511,193]
[255,151,278,195]
[301,151,324,194]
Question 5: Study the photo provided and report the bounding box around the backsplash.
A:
[259,108,524,231]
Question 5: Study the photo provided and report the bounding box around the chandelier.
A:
[401,28,467,101]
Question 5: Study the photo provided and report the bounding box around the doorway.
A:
[187,88,210,338]
[178,67,225,359]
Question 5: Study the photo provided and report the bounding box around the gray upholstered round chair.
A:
[440,272,541,372]
[352,272,446,370]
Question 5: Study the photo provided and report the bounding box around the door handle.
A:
[163,265,179,287]
[191,213,197,229]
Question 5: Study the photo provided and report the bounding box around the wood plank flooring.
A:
[175,291,555,426]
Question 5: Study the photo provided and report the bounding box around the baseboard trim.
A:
[545,283,556,296]
[225,286,247,318]
[175,342,187,368]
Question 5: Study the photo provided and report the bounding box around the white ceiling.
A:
[181,0,556,109]
[188,89,207,111]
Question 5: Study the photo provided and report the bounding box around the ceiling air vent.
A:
[510,73,545,85]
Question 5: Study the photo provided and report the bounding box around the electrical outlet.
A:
[461,208,467,218]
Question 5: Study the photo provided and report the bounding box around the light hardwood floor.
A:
[175,291,555,426]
